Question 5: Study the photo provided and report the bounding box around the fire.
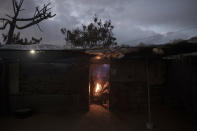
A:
[95,83,102,93]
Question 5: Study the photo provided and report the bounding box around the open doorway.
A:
[89,64,110,109]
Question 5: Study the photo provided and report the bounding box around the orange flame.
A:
[95,83,101,93]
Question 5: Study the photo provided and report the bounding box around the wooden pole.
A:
[146,58,154,130]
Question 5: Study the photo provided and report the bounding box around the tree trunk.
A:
[6,23,16,44]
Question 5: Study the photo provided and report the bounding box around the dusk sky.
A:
[1,0,197,46]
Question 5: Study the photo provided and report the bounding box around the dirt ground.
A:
[0,104,197,131]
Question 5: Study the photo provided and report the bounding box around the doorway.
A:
[89,64,110,109]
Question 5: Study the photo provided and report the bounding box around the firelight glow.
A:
[95,83,102,93]
[95,56,102,60]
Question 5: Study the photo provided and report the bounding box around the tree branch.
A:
[6,14,13,19]
[19,8,25,12]
[15,13,55,30]
[12,0,16,14]
[15,3,55,22]
[36,23,43,32]
[1,0,56,45]
[14,0,19,9]
[18,0,24,8]
[16,0,24,10]
[0,18,11,22]
[0,18,10,30]
[15,18,36,21]
[13,1,55,31]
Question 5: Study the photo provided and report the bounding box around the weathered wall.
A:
[0,50,90,113]
[16,57,89,112]
[165,56,197,115]
[110,59,165,112]
[0,59,8,115]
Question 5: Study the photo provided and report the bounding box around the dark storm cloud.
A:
[1,0,197,45]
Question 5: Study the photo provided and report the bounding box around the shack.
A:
[0,40,197,116]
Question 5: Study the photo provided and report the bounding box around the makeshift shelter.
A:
[0,39,197,115]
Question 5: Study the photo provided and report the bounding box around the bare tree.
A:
[0,0,56,44]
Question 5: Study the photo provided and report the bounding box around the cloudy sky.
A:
[0,0,197,46]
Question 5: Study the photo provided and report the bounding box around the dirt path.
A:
[0,104,196,131]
